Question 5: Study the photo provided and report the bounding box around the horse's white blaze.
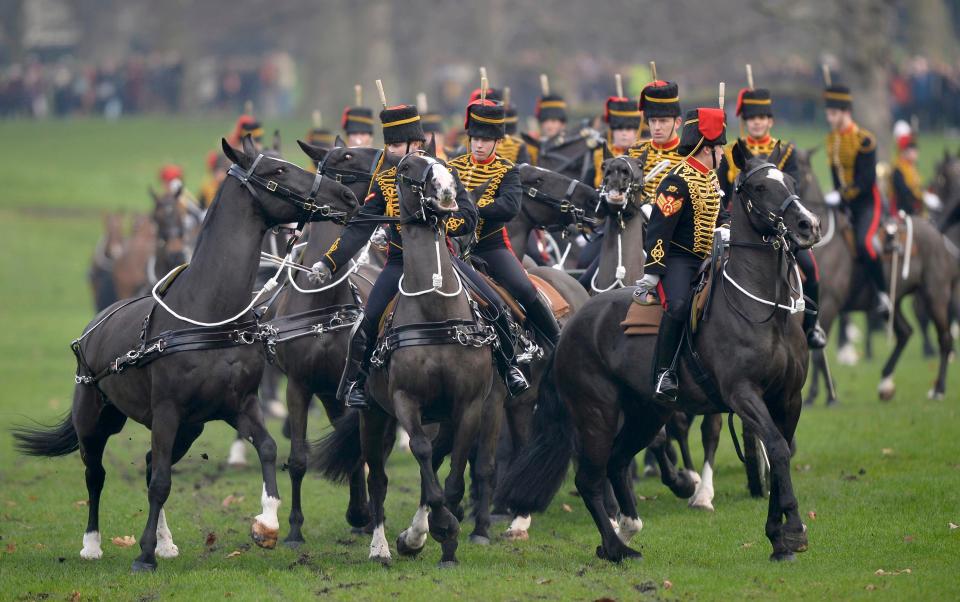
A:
[254,484,281,531]
[766,168,786,186]
[430,163,456,197]
[689,461,715,511]
[155,508,179,558]
[80,530,103,560]
[227,439,247,466]
[369,523,391,560]
[878,376,896,398]
[508,514,532,533]
[403,505,429,550]
[837,342,859,366]
[617,515,643,543]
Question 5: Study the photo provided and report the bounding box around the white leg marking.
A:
[878,376,896,399]
[155,508,179,558]
[837,342,859,366]
[369,523,391,561]
[401,505,429,550]
[227,439,248,467]
[617,515,643,544]
[80,530,102,560]
[609,516,620,534]
[267,400,288,419]
[396,427,411,452]
[689,461,715,511]
[505,514,532,540]
[254,483,281,531]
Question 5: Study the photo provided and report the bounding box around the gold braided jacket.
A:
[498,135,523,164]
[627,137,683,202]
[447,153,513,241]
[826,123,876,200]
[721,135,794,185]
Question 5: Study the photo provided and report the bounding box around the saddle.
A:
[471,269,570,322]
[622,255,718,337]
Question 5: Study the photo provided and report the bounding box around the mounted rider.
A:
[590,74,642,188]
[342,85,375,148]
[717,77,826,348]
[890,121,930,216]
[638,106,730,404]
[311,101,528,409]
[822,79,890,318]
[448,91,561,347]
[627,75,684,203]
[497,87,531,165]
[533,74,568,163]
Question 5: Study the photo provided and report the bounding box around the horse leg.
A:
[144,422,204,559]
[743,422,770,498]
[77,397,126,560]
[441,397,487,563]
[878,301,912,401]
[671,413,696,472]
[237,397,281,550]
[690,414,722,510]
[363,405,393,564]
[607,407,666,544]
[803,349,822,406]
[914,297,937,358]
[922,291,953,400]
[131,404,180,572]
[729,387,804,562]
[282,378,310,547]
[649,427,698,499]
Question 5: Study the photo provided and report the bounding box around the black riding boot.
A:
[865,257,891,320]
[524,294,561,347]
[337,316,371,409]
[802,278,827,349]
[652,314,684,405]
[491,307,529,397]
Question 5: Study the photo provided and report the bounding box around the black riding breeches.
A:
[657,253,702,321]
[851,190,886,292]
[362,260,403,341]
[474,247,538,306]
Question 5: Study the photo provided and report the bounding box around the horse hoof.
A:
[283,538,304,549]
[826,398,840,407]
[396,533,424,557]
[596,544,641,563]
[503,529,528,541]
[131,559,157,573]
[370,554,392,566]
[251,520,278,549]
[784,527,808,553]
[469,534,491,546]
[155,542,179,559]
[877,377,895,401]
[770,551,797,562]
[688,499,715,512]
[437,560,459,569]
[927,389,944,401]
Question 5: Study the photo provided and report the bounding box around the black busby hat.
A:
[307,127,335,149]
[536,93,567,123]
[464,100,506,140]
[736,88,773,119]
[380,104,426,144]
[504,104,519,135]
[239,119,264,143]
[470,87,502,104]
[677,108,727,156]
[639,80,681,119]
[823,84,853,110]
[422,113,445,134]
[342,106,375,135]
[604,96,642,130]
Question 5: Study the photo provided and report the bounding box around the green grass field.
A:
[0,117,958,601]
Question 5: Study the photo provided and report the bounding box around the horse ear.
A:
[602,142,613,161]
[731,140,748,170]
[334,135,346,148]
[297,139,328,163]
[241,134,258,157]
[222,137,251,168]
[425,135,437,159]
[768,141,784,166]
[272,129,282,153]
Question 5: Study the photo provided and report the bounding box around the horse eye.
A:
[345,153,353,160]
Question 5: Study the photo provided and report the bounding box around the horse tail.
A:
[311,409,363,483]
[12,412,79,457]
[495,352,574,515]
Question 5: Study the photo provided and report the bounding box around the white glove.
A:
[641,203,654,220]
[636,273,660,295]
[923,191,942,211]
[824,190,841,206]
[309,260,332,284]
[370,226,388,248]
[715,226,730,243]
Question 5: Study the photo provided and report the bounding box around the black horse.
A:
[13,136,358,572]
[265,140,382,545]
[498,149,821,562]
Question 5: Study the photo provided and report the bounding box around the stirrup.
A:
[653,370,678,404]
[506,366,530,397]
[343,381,368,409]
[806,324,827,349]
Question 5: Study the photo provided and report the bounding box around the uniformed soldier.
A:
[311,102,527,408]
[342,85,375,148]
[589,82,642,187]
[637,107,729,403]
[823,82,890,317]
[718,84,826,348]
[496,87,531,165]
[534,74,568,158]
[627,80,684,203]
[890,121,923,216]
[448,97,561,346]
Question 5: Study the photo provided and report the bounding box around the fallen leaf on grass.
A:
[111,536,136,547]
[795,464,812,472]
[740,541,755,549]
[865,584,876,591]
[535,578,551,585]
[5,543,15,553]
[663,580,673,590]
[73,500,88,508]
[69,592,81,602]
[221,495,244,508]
[561,504,572,513]
[226,550,243,558]
[903,535,914,543]
[949,522,958,530]
[807,511,817,520]
[881,448,894,457]
[875,568,911,576]
[205,532,217,546]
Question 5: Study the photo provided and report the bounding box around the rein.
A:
[316,148,383,186]
[520,173,596,235]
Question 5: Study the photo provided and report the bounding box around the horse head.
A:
[297,140,383,203]
[600,155,644,214]
[732,142,820,249]
[221,135,358,228]
[150,185,189,265]
[517,163,599,230]
[395,152,458,218]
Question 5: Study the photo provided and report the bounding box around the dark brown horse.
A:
[13,136,358,572]
[498,150,821,562]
